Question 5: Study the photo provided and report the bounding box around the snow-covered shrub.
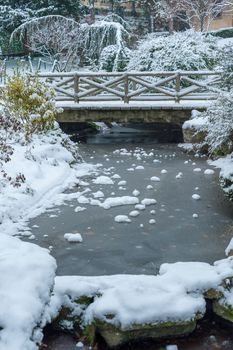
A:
[0,112,25,188]
[217,45,233,91]
[128,30,217,72]
[199,92,233,156]
[3,73,59,139]
[99,45,131,71]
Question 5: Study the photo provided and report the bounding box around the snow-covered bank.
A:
[0,127,97,236]
[45,257,233,347]
[210,154,233,198]
[0,233,56,350]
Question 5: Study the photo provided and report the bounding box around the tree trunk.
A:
[168,16,174,34]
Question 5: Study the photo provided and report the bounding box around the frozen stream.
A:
[27,126,233,276]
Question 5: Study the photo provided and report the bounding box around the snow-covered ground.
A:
[0,233,56,350]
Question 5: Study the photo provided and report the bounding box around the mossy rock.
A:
[220,176,233,201]
[182,127,206,144]
[94,319,198,348]
[213,300,233,323]
[52,307,74,330]
[204,288,223,300]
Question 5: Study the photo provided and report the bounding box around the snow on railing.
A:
[36,71,222,104]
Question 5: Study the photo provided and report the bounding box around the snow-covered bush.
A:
[99,45,131,71]
[3,73,59,139]
[0,112,25,188]
[199,92,233,156]
[128,30,217,72]
[217,44,233,91]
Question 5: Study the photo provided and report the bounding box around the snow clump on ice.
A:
[114,215,131,223]
[64,233,83,243]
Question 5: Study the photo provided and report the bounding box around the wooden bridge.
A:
[38,71,222,123]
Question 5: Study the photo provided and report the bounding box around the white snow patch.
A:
[141,198,157,206]
[151,176,160,182]
[192,194,201,200]
[101,196,139,210]
[74,206,87,213]
[204,169,215,175]
[114,215,131,223]
[129,210,140,217]
[93,191,105,198]
[93,176,114,185]
[64,233,83,243]
[132,189,140,196]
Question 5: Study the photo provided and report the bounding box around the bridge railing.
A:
[36,71,222,104]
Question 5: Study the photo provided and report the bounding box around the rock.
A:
[213,300,233,323]
[94,319,197,348]
[204,288,223,300]
[182,127,206,144]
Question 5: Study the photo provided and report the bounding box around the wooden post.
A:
[74,74,79,103]
[175,72,181,103]
[124,74,129,103]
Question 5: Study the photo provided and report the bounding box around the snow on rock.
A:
[135,165,144,170]
[192,213,199,219]
[183,115,208,130]
[151,176,160,182]
[161,169,168,174]
[0,234,56,350]
[149,219,156,224]
[204,169,215,175]
[141,198,157,206]
[92,176,114,185]
[114,215,131,223]
[76,342,84,348]
[101,196,139,209]
[64,233,83,243]
[166,345,178,350]
[192,194,201,200]
[147,185,153,190]
[50,257,233,331]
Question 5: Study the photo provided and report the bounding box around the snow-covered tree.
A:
[11,15,81,71]
[99,45,131,71]
[127,30,217,72]
[179,0,233,31]
[200,92,233,155]
[149,0,184,33]
[80,15,131,70]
